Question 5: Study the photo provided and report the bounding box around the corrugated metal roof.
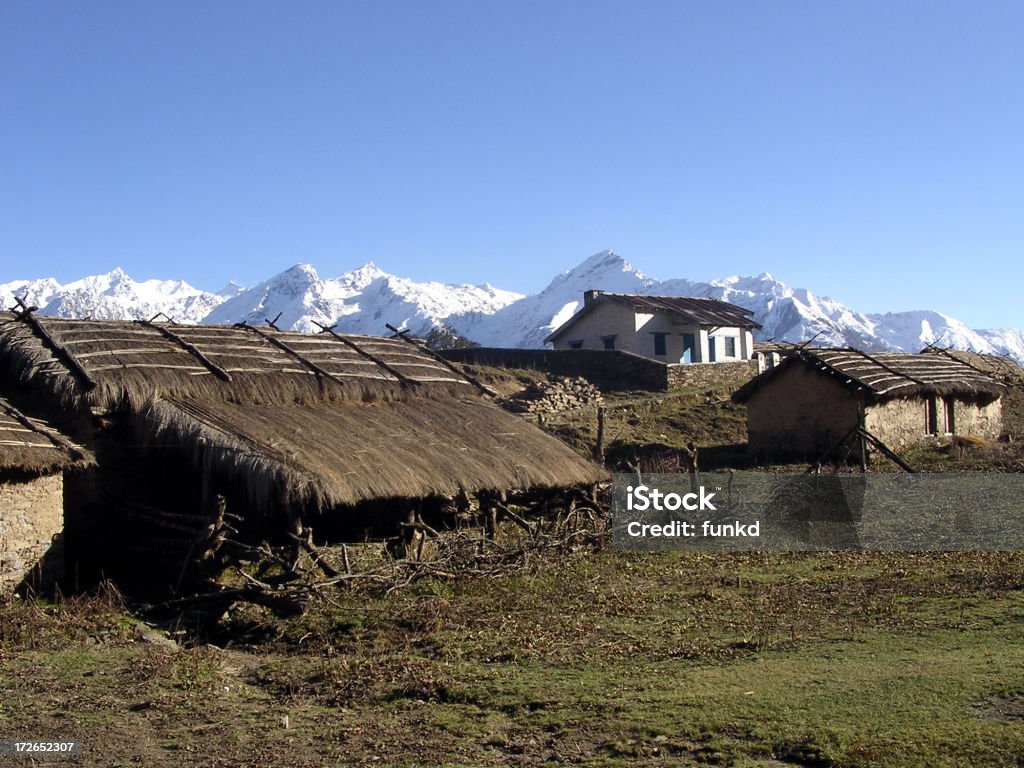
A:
[545,291,761,343]
[614,294,761,328]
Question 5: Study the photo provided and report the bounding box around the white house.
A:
[544,291,761,364]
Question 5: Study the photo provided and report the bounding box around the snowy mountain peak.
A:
[0,269,224,323]
[336,262,391,294]
[216,281,247,298]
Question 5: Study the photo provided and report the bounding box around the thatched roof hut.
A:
[732,348,1007,460]
[0,313,606,512]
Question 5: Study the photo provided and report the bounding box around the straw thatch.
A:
[920,346,1024,384]
[733,348,1008,404]
[0,313,606,506]
[139,395,606,512]
[0,313,473,410]
[0,395,91,476]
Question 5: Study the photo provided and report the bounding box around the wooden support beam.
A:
[857,427,916,473]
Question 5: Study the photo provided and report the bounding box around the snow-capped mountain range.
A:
[2,251,1022,363]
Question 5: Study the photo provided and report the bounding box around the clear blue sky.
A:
[2,1,1022,327]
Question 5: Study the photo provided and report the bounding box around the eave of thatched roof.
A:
[733,348,1008,404]
[0,395,93,476]
[138,396,608,511]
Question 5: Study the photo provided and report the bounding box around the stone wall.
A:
[952,397,1003,440]
[666,360,758,391]
[441,348,670,391]
[441,348,758,393]
[0,472,64,593]
[865,396,1003,450]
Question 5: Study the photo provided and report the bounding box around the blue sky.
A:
[2,1,1022,328]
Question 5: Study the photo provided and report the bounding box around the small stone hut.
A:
[732,348,1007,458]
[0,395,91,593]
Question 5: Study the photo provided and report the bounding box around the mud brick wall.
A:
[0,472,64,593]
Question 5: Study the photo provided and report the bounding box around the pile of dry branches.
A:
[148,492,608,618]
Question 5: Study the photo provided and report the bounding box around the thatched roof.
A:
[545,291,760,343]
[733,348,1008,404]
[139,396,605,510]
[0,313,606,504]
[920,346,1024,384]
[0,395,91,476]
[0,312,475,409]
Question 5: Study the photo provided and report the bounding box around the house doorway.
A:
[681,333,696,363]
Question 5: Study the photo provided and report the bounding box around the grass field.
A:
[4,373,1022,766]
[4,550,1024,766]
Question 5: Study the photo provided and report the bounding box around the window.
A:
[652,332,668,356]
[601,335,616,350]
[724,337,737,357]
[568,340,583,350]
[708,336,717,362]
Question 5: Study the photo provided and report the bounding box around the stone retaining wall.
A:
[442,348,758,392]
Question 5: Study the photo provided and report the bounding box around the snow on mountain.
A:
[3,251,1021,364]
[1,269,224,323]
[203,262,524,336]
[458,250,657,347]
[0,276,64,311]
[975,327,1024,363]
[865,310,996,354]
[658,272,882,350]
[203,264,352,332]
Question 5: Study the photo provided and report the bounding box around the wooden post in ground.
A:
[594,407,606,464]
[858,404,868,471]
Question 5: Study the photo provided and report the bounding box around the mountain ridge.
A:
[2,251,1021,364]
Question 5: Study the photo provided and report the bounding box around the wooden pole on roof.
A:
[135,319,233,382]
[236,322,352,387]
[12,297,97,391]
[311,321,415,384]
[384,323,498,397]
